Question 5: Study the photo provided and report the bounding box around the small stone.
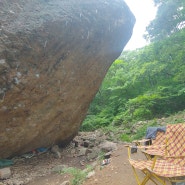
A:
[99,141,117,152]
[70,149,76,155]
[84,140,90,148]
[55,151,61,158]
[51,165,68,173]
[77,147,87,156]
[73,140,79,147]
[51,145,60,153]
[0,59,6,64]
[87,152,98,160]
[80,161,85,166]
[104,152,112,159]
[51,145,61,158]
[0,167,11,179]
[60,181,70,185]
[86,170,95,178]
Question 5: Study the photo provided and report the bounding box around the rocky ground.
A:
[0,130,172,185]
[0,131,117,185]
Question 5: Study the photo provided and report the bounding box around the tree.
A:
[145,0,185,41]
[82,28,185,130]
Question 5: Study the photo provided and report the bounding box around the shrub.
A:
[133,107,152,120]
[120,134,132,142]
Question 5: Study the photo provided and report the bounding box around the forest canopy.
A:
[81,0,185,131]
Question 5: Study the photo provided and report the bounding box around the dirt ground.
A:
[0,142,171,185]
[84,144,170,185]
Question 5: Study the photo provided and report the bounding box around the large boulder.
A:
[0,0,135,158]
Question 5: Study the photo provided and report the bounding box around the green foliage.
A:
[81,28,185,131]
[80,114,112,131]
[120,134,132,142]
[133,108,152,120]
[111,110,185,142]
[61,167,88,185]
[81,0,185,131]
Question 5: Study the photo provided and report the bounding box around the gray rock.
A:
[0,167,11,179]
[86,170,95,179]
[77,147,88,156]
[0,0,135,158]
[104,152,112,159]
[87,148,100,160]
[99,141,117,152]
[51,164,68,173]
[51,145,61,158]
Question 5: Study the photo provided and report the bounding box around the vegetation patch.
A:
[61,166,93,185]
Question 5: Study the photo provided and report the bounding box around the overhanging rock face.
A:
[0,0,135,158]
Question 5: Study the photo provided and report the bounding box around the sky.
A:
[124,0,157,50]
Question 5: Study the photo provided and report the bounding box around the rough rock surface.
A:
[0,0,135,158]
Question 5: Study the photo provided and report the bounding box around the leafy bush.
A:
[133,107,152,120]
[81,115,112,131]
[120,134,132,142]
